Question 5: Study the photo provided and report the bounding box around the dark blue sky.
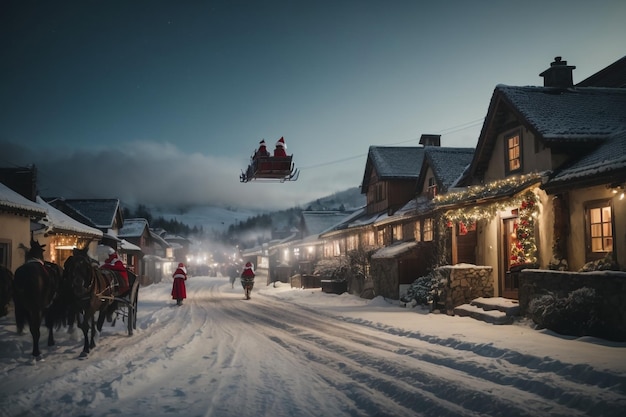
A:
[1,0,625,210]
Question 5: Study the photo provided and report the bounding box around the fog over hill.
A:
[147,187,365,235]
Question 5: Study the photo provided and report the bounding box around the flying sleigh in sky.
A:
[240,137,299,183]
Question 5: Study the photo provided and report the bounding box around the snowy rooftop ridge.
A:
[497,85,626,140]
[424,147,475,192]
[549,130,626,184]
[119,218,149,238]
[36,197,103,237]
[368,146,425,179]
[0,182,46,217]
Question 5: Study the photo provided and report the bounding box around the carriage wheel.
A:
[127,281,139,336]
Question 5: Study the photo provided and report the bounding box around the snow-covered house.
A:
[319,143,428,297]
[293,210,358,274]
[0,166,102,269]
[118,217,154,281]
[46,198,133,264]
[34,197,103,267]
[0,182,47,269]
[440,56,626,300]
[369,144,475,299]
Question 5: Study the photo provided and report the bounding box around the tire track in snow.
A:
[236,292,624,417]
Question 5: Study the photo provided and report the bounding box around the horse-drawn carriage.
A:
[64,247,140,357]
[109,269,140,336]
[10,241,140,360]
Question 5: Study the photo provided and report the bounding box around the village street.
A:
[0,275,625,417]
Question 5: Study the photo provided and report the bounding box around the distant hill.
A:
[148,187,366,236]
[301,187,365,211]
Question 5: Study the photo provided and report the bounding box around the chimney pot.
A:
[540,56,576,88]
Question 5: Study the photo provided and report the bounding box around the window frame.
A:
[423,218,434,242]
[584,199,614,261]
[0,239,11,269]
[504,129,523,175]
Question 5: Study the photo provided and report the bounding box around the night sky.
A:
[1,0,625,210]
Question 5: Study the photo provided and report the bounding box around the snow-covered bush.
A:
[528,287,600,337]
[313,258,347,278]
[579,253,619,272]
[401,269,447,306]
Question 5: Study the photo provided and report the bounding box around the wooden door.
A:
[501,217,519,299]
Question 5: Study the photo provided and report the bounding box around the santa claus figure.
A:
[256,139,269,157]
[101,247,129,294]
[240,261,255,300]
[171,262,188,306]
[273,137,287,157]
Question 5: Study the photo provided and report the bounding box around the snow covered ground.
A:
[1,274,625,417]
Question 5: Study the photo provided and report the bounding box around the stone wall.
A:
[519,269,626,341]
[438,265,494,313]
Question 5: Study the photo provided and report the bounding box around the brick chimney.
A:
[539,56,576,88]
[419,134,441,147]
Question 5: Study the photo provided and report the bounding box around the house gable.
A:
[416,147,474,198]
[361,146,425,215]
[460,85,626,185]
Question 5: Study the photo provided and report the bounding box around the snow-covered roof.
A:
[150,230,171,248]
[59,199,121,228]
[302,210,358,236]
[335,208,383,231]
[424,147,475,191]
[119,218,149,238]
[36,196,103,237]
[547,130,626,187]
[361,146,425,192]
[120,239,142,252]
[371,241,418,259]
[0,182,46,217]
[498,85,626,142]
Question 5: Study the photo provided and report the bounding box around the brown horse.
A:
[12,240,65,360]
[64,247,124,358]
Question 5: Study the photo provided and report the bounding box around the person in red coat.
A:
[255,139,269,157]
[240,261,255,300]
[101,247,129,295]
[171,262,187,306]
[273,137,287,157]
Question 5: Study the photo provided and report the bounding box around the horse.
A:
[12,240,65,360]
[0,265,13,317]
[64,247,125,358]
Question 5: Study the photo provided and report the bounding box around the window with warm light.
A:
[423,218,434,241]
[505,130,522,174]
[585,200,613,260]
[414,221,422,241]
[347,235,358,251]
[393,224,403,242]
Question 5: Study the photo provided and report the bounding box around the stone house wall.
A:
[518,269,626,341]
[438,265,494,313]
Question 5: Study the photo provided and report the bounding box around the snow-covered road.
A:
[1,275,624,417]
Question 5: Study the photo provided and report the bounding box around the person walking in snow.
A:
[171,262,187,306]
[273,137,287,157]
[240,261,255,300]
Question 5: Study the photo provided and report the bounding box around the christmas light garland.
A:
[435,174,542,267]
